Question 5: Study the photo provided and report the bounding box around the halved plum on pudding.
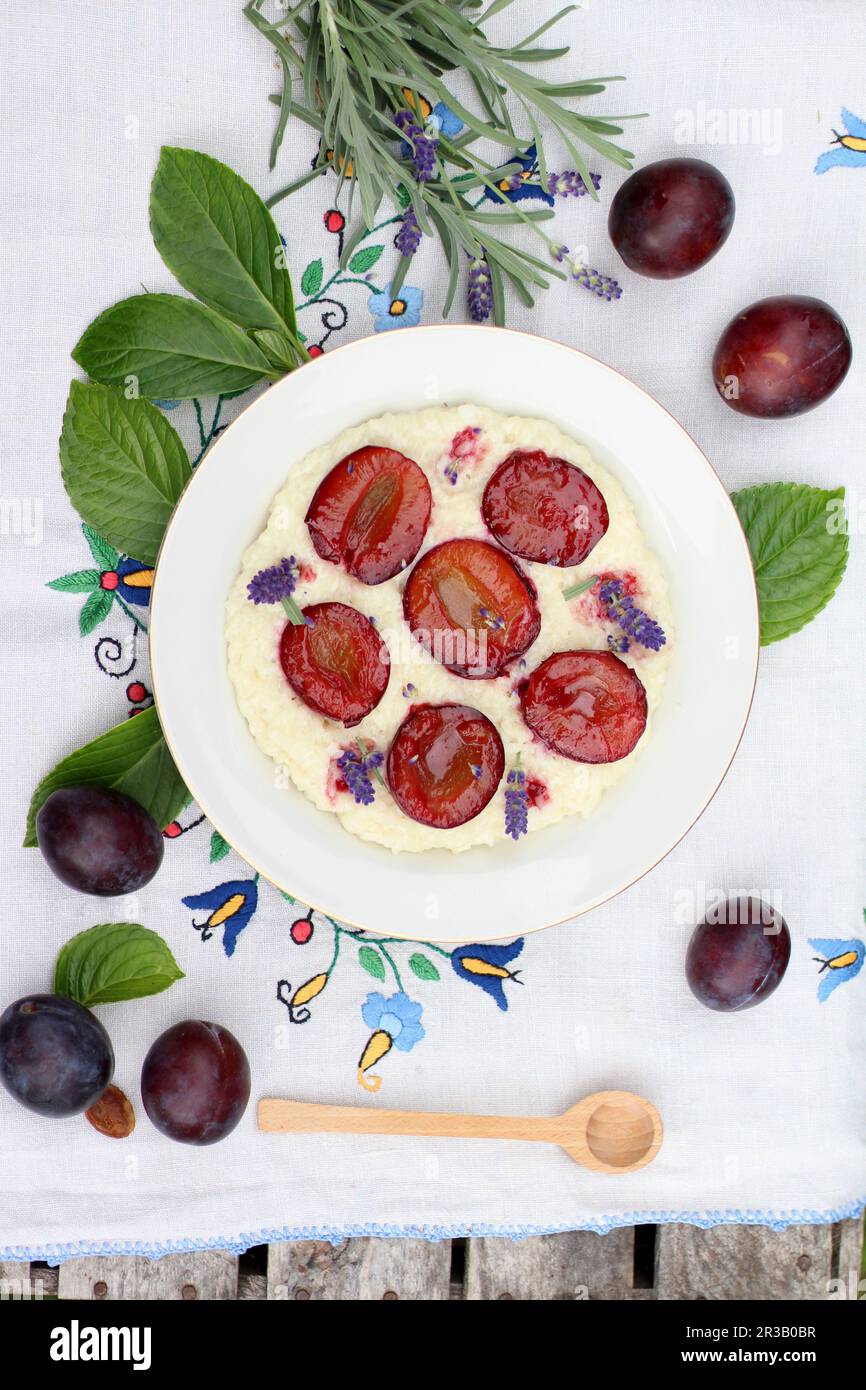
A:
[279,602,389,726]
[481,448,609,567]
[387,703,505,829]
[520,649,647,763]
[305,445,432,584]
[403,538,541,679]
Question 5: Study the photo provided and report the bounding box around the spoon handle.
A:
[259,1098,552,1145]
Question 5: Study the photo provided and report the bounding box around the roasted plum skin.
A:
[305,445,432,584]
[609,157,735,279]
[403,538,541,679]
[482,449,609,568]
[36,785,164,896]
[140,1020,251,1145]
[686,897,791,1011]
[0,994,114,1118]
[712,296,852,418]
[520,649,648,763]
[387,703,505,829]
[279,601,390,726]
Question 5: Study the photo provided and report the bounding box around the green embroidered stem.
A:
[114,594,148,634]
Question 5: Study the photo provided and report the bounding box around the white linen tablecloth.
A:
[0,0,864,1260]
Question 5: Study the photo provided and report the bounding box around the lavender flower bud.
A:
[467,257,493,322]
[395,205,422,256]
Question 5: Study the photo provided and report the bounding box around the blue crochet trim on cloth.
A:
[3,1198,864,1265]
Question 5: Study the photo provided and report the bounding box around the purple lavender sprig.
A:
[395,204,422,256]
[598,579,667,651]
[569,261,622,302]
[467,256,493,322]
[247,556,307,626]
[394,109,438,182]
[504,759,529,841]
[548,170,602,197]
[338,743,385,806]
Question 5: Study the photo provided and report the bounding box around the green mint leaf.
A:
[24,706,188,847]
[78,587,113,636]
[731,482,849,646]
[409,952,440,982]
[358,945,386,980]
[54,922,184,1007]
[301,259,323,296]
[47,569,100,593]
[82,524,119,569]
[209,830,230,863]
[348,245,383,274]
[60,382,192,566]
[250,328,301,372]
[72,293,279,399]
[150,146,296,335]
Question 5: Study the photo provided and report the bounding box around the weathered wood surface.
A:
[266,1237,451,1300]
[2,1220,861,1299]
[655,1223,836,1300]
[57,1250,239,1300]
[465,1229,637,1300]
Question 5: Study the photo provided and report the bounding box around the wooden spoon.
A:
[258,1088,663,1174]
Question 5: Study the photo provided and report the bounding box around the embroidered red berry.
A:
[100,571,119,591]
[324,209,345,234]
[291,917,314,945]
[126,682,147,704]
[163,821,182,839]
[308,344,324,358]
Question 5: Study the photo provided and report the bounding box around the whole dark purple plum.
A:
[36,785,164,895]
[0,994,114,1117]
[686,896,790,1012]
[141,1021,250,1145]
[712,295,852,418]
[608,157,735,278]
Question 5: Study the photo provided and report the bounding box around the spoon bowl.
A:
[259,1086,663,1175]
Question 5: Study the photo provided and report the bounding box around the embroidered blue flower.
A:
[368,283,424,332]
[113,556,153,607]
[485,143,554,206]
[809,937,865,1002]
[451,939,524,1011]
[182,878,259,958]
[815,108,866,174]
[361,991,425,1051]
[429,101,463,138]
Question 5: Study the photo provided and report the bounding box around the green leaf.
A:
[250,327,301,372]
[78,587,113,636]
[47,568,100,593]
[24,706,188,847]
[301,258,323,296]
[348,245,384,274]
[82,524,119,569]
[358,945,386,980]
[409,952,440,982]
[59,381,192,565]
[731,483,849,646]
[210,829,230,863]
[149,146,296,335]
[394,183,412,209]
[54,922,184,1008]
[72,293,279,399]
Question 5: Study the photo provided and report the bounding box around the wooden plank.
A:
[656,1223,834,1300]
[833,1217,864,1298]
[0,1262,41,1300]
[267,1238,451,1300]
[465,1229,637,1300]
[57,1251,239,1300]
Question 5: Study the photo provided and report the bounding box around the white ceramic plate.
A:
[150,326,759,944]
